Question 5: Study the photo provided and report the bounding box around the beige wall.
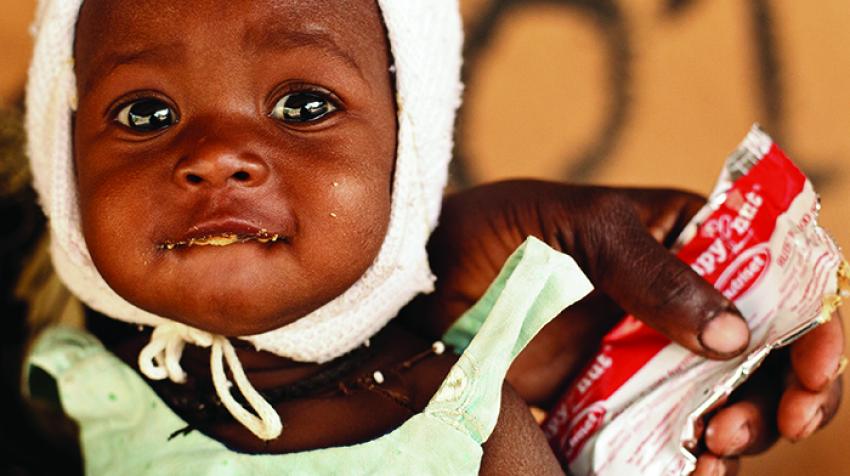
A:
[0,1,33,104]
[3,1,848,474]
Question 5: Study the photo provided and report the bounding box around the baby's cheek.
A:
[308,176,390,264]
[340,176,390,227]
[77,180,160,289]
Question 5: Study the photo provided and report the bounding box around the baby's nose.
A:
[174,146,269,190]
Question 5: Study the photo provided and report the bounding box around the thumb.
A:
[584,205,750,360]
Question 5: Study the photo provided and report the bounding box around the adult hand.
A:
[416,180,844,474]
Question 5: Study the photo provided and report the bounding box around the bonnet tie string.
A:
[139,323,283,440]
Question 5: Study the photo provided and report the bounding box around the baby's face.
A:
[72,0,397,336]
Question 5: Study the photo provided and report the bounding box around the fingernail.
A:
[726,422,751,455]
[832,356,848,382]
[709,458,726,476]
[795,408,823,441]
[822,356,849,388]
[700,312,749,355]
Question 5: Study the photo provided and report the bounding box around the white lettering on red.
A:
[575,353,613,395]
[693,191,763,276]
[731,191,763,235]
[722,253,767,300]
[693,238,727,276]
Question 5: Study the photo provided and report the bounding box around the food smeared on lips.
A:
[159,229,283,250]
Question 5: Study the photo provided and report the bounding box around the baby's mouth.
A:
[159,230,284,250]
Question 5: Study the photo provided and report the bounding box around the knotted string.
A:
[138,322,283,440]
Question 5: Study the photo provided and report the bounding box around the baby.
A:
[26,0,574,473]
[22,0,844,474]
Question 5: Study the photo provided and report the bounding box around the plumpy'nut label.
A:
[543,125,846,476]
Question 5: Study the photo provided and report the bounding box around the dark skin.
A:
[414,181,844,475]
[73,0,561,472]
[70,0,842,472]
[73,0,397,337]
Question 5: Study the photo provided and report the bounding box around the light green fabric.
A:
[26,237,592,475]
[442,302,485,355]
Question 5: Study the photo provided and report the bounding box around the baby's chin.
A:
[98,244,364,337]
[127,279,346,337]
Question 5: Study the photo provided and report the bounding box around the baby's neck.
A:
[85,309,457,453]
[86,309,370,392]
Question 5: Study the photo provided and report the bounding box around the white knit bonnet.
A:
[27,0,463,440]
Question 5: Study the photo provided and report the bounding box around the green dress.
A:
[25,237,592,475]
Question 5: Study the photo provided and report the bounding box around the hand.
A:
[693,311,844,476]
[414,179,844,473]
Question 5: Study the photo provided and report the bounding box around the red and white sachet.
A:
[543,125,849,475]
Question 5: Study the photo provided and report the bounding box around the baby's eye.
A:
[270,92,337,124]
[115,98,177,132]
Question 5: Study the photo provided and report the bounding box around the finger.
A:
[585,194,750,359]
[791,309,845,392]
[704,354,782,456]
[704,400,778,456]
[777,375,843,442]
[619,188,706,247]
[693,454,740,476]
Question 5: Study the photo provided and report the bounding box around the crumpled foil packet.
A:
[543,125,848,475]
